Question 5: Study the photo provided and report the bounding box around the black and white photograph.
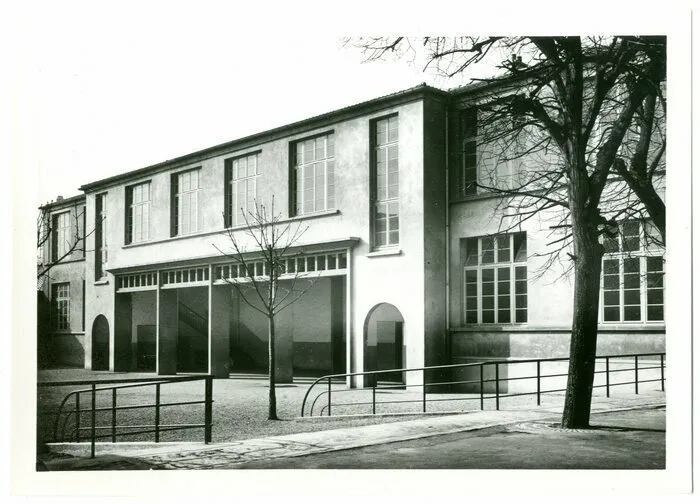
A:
[7,1,695,500]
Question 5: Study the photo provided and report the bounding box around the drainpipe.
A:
[444,99,451,366]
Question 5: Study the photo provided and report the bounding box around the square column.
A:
[209,284,231,378]
[157,288,178,375]
[113,294,132,372]
[274,307,294,383]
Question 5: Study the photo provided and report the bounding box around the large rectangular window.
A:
[225,152,259,227]
[292,133,335,215]
[601,221,664,323]
[457,107,521,198]
[125,182,151,244]
[52,282,70,331]
[463,232,527,324]
[52,211,71,261]
[171,169,200,236]
[372,115,399,248]
[95,193,108,279]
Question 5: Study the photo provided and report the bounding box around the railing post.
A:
[75,393,80,443]
[111,388,117,443]
[204,376,213,444]
[480,364,484,411]
[422,369,426,413]
[634,355,639,394]
[660,354,665,392]
[495,363,500,411]
[605,357,610,398]
[90,384,96,459]
[327,377,332,417]
[537,361,540,406]
[155,383,161,443]
[372,381,376,415]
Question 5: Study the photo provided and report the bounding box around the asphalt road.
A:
[233,408,665,469]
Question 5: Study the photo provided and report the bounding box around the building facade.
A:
[38,84,665,388]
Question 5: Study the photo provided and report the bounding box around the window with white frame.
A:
[52,282,70,331]
[463,232,527,324]
[601,221,664,323]
[52,211,71,261]
[126,182,151,244]
[372,115,399,248]
[226,152,259,226]
[292,133,335,215]
[95,193,108,279]
[171,169,200,236]
[458,108,522,198]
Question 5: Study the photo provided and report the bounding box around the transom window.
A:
[463,232,527,324]
[601,221,664,323]
[292,133,335,215]
[52,211,71,260]
[52,282,70,331]
[171,169,200,236]
[225,152,259,227]
[372,115,399,248]
[126,182,151,244]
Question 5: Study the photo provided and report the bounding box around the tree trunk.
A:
[561,217,604,428]
[268,314,278,420]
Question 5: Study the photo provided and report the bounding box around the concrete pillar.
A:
[274,306,294,383]
[157,288,178,375]
[209,284,231,378]
[113,294,132,372]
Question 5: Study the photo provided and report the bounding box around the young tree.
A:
[214,197,316,420]
[350,36,666,427]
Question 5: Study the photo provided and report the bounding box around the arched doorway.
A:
[363,303,404,385]
[92,315,110,371]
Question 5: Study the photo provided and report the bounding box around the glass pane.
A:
[603,291,619,306]
[604,307,620,322]
[603,275,620,289]
[647,289,664,305]
[482,311,495,323]
[647,272,664,288]
[466,311,478,323]
[466,298,477,310]
[515,309,527,323]
[647,256,663,272]
[515,295,527,308]
[482,268,494,282]
[624,306,641,321]
[515,265,527,281]
[481,237,494,264]
[623,289,640,305]
[465,238,479,266]
[647,305,664,321]
[482,296,494,310]
[603,260,619,274]
[513,232,527,262]
[624,274,640,289]
[498,310,511,323]
[496,235,510,262]
[515,280,527,295]
[623,257,640,273]
[388,116,398,142]
[498,296,510,309]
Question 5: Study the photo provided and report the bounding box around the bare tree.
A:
[349,36,666,428]
[37,200,95,281]
[214,197,316,420]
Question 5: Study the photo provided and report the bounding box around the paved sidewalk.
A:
[41,394,665,470]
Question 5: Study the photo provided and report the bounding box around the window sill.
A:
[367,248,402,258]
[94,279,110,286]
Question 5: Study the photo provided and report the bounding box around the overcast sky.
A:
[18,5,495,205]
[9,2,690,208]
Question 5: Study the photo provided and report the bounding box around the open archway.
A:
[363,303,404,385]
[91,315,110,371]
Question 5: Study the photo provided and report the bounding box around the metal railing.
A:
[301,352,665,417]
[38,375,213,458]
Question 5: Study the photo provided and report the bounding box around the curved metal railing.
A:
[39,375,214,458]
[300,352,665,417]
